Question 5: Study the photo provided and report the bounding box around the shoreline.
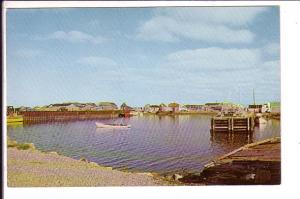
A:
[7,138,175,187]
[179,137,281,185]
[7,136,281,186]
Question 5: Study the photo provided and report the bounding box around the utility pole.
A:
[253,89,256,105]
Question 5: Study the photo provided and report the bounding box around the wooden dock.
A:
[179,137,281,185]
[211,116,254,132]
[21,110,122,123]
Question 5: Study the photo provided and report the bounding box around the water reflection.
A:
[210,131,253,150]
[7,115,280,174]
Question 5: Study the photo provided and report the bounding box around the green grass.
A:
[7,137,35,150]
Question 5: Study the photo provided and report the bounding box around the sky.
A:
[6,7,280,107]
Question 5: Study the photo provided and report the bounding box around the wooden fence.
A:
[21,110,122,123]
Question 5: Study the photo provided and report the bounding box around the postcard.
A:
[4,2,281,188]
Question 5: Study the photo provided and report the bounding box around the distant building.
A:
[159,103,172,112]
[205,102,223,111]
[179,105,188,112]
[7,106,15,116]
[44,103,74,111]
[18,106,33,112]
[184,104,205,111]
[132,107,143,112]
[98,102,118,110]
[120,103,133,111]
[270,101,280,113]
[66,104,81,111]
[144,104,160,113]
[248,105,263,113]
[79,103,97,111]
[168,102,180,112]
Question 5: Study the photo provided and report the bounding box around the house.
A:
[7,106,15,116]
[78,103,97,111]
[120,103,133,111]
[205,102,223,111]
[168,102,180,112]
[261,103,271,113]
[179,105,188,112]
[66,104,81,111]
[44,103,73,111]
[98,102,118,110]
[144,104,160,113]
[43,105,61,111]
[18,106,33,112]
[248,104,263,113]
[133,107,143,112]
[184,104,205,111]
[270,101,280,113]
[158,103,172,112]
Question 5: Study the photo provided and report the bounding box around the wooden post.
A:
[228,118,230,131]
[247,117,250,131]
[231,118,234,132]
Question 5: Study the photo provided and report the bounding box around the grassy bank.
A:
[7,116,23,124]
[7,138,171,187]
[143,111,217,116]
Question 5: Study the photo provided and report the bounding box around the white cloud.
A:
[262,60,280,68]
[137,7,268,43]
[47,30,105,44]
[263,42,280,56]
[155,7,268,27]
[15,49,43,58]
[164,47,261,70]
[77,56,116,66]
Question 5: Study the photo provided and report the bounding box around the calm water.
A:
[7,115,280,174]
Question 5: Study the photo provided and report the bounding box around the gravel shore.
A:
[7,148,170,187]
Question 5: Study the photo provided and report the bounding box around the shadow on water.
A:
[210,130,253,149]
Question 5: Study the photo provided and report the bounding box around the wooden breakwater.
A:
[180,137,281,185]
[211,116,254,132]
[21,110,122,123]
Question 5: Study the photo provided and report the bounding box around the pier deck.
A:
[211,116,254,132]
[180,137,281,185]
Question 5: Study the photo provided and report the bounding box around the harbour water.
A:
[7,115,280,174]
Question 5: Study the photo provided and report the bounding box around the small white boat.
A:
[255,114,267,125]
[95,122,131,129]
[256,117,267,124]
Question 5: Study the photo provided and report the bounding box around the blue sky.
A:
[6,7,280,107]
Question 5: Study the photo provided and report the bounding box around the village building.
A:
[79,103,97,111]
[120,103,133,111]
[98,102,118,110]
[65,104,81,111]
[18,106,32,112]
[144,104,160,113]
[248,104,263,113]
[184,104,205,111]
[168,102,180,112]
[179,105,188,112]
[132,107,143,112]
[205,102,223,112]
[270,101,280,113]
[158,103,172,112]
[43,103,74,111]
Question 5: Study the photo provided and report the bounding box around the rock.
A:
[79,157,88,162]
[245,173,256,181]
[172,174,183,181]
[49,151,59,155]
[89,162,99,167]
